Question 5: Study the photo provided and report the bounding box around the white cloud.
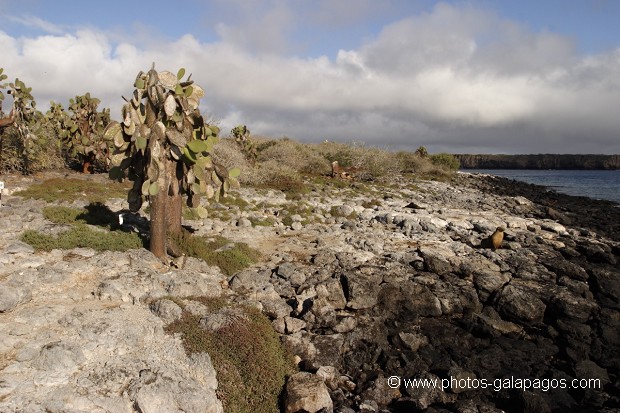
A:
[8,15,65,35]
[1,3,620,154]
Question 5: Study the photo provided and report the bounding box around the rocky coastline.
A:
[0,171,618,413]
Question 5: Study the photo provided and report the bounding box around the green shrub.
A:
[395,151,434,174]
[165,299,297,413]
[249,217,276,227]
[257,138,330,176]
[172,232,261,276]
[22,223,143,252]
[24,202,143,252]
[42,205,83,224]
[430,153,460,171]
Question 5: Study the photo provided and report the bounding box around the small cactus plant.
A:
[415,146,429,158]
[106,63,240,260]
[231,124,257,165]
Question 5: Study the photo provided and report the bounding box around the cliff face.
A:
[456,154,620,170]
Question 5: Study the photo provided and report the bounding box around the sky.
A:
[1,0,619,154]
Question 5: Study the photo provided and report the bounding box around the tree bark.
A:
[165,158,184,257]
[148,129,169,262]
[149,189,167,261]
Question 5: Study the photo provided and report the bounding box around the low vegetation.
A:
[171,232,261,276]
[165,297,297,413]
[213,137,460,195]
[15,178,130,203]
[22,203,143,252]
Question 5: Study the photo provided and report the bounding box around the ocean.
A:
[463,169,620,204]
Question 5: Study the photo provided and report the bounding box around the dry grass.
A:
[0,125,65,174]
[214,136,447,192]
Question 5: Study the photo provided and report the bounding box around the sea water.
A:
[464,169,620,204]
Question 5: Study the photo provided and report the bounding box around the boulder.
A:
[284,372,333,413]
[496,283,546,325]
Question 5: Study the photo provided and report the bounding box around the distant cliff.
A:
[456,154,620,170]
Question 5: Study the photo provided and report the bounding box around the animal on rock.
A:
[488,227,505,250]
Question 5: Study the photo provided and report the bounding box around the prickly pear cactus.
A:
[44,102,69,150]
[0,68,8,102]
[63,93,112,171]
[231,124,257,164]
[105,64,240,217]
[6,77,41,163]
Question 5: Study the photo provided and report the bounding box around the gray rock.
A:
[573,360,610,386]
[398,331,429,351]
[473,270,511,302]
[284,372,333,413]
[282,333,318,364]
[272,317,287,334]
[150,299,183,324]
[284,316,307,334]
[236,217,252,227]
[419,245,458,276]
[333,317,357,333]
[447,368,478,394]
[315,278,347,310]
[229,269,271,293]
[472,307,524,338]
[401,372,456,409]
[5,241,35,254]
[165,271,224,298]
[278,263,307,287]
[315,365,340,390]
[0,285,32,312]
[261,297,291,319]
[312,334,344,368]
[312,249,338,267]
[496,284,546,325]
[342,266,383,310]
[548,289,598,322]
[540,221,568,235]
[277,262,297,279]
[591,267,620,307]
[334,205,355,217]
[130,370,223,413]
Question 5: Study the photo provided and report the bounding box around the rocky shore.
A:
[0,171,618,413]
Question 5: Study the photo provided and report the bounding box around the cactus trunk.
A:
[165,158,183,257]
[149,190,167,261]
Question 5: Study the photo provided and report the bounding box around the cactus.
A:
[0,68,8,101]
[44,102,70,155]
[62,93,112,173]
[231,124,257,165]
[0,74,43,173]
[415,146,429,158]
[106,63,240,260]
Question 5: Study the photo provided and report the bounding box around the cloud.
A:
[7,15,65,35]
[1,3,620,154]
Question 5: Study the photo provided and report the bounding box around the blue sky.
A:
[1,0,620,153]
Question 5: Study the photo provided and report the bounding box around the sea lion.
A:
[479,227,505,250]
[489,227,504,250]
